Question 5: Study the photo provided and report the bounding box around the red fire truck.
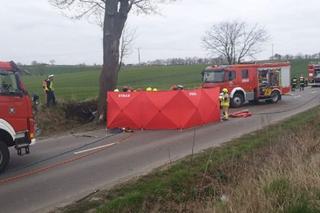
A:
[202,63,291,107]
[0,61,36,173]
[307,64,320,87]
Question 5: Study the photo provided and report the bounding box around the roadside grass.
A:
[218,124,320,213]
[35,100,100,137]
[57,107,320,213]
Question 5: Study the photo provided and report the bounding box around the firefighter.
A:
[291,76,297,92]
[220,88,230,121]
[43,74,56,107]
[299,74,305,91]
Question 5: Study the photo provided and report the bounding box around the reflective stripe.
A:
[15,132,25,139]
[300,77,305,85]
[50,81,54,91]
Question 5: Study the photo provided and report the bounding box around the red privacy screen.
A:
[107,88,220,130]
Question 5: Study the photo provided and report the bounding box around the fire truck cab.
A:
[202,63,291,107]
[0,61,36,174]
[308,64,320,87]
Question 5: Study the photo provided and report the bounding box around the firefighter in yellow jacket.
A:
[220,88,230,120]
[42,74,56,107]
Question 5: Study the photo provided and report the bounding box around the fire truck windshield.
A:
[0,71,20,95]
[203,70,225,83]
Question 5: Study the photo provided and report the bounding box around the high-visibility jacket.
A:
[299,77,305,86]
[43,79,54,92]
[220,93,230,107]
[291,77,297,85]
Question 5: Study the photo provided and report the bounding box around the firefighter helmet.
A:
[146,87,152,92]
[222,88,228,93]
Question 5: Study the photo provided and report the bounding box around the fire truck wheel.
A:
[0,141,10,173]
[231,93,244,108]
[270,91,281,103]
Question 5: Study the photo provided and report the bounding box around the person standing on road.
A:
[299,74,305,91]
[220,88,230,121]
[291,76,297,92]
[43,74,56,107]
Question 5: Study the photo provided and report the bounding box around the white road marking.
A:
[74,143,116,155]
[294,95,301,98]
[311,91,317,94]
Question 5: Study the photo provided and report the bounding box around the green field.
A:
[22,64,206,101]
[22,60,312,102]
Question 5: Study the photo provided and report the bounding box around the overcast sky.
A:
[1,0,319,65]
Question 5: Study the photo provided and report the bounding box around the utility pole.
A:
[138,48,141,64]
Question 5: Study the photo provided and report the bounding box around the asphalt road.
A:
[0,87,319,213]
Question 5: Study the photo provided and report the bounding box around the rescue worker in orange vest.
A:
[299,74,305,91]
[220,88,230,120]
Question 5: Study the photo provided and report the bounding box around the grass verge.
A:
[58,106,320,213]
[35,100,99,137]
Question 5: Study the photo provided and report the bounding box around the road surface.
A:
[0,87,319,213]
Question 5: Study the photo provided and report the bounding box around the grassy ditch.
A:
[35,100,99,137]
[59,107,320,213]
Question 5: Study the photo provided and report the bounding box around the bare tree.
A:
[50,0,175,121]
[119,24,137,71]
[202,21,269,65]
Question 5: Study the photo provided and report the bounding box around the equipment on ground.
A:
[229,110,252,118]
[201,62,291,107]
[0,61,36,174]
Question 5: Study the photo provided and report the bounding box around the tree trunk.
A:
[98,0,128,121]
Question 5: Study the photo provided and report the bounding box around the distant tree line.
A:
[18,51,320,70]
[139,56,227,66]
[271,52,320,61]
